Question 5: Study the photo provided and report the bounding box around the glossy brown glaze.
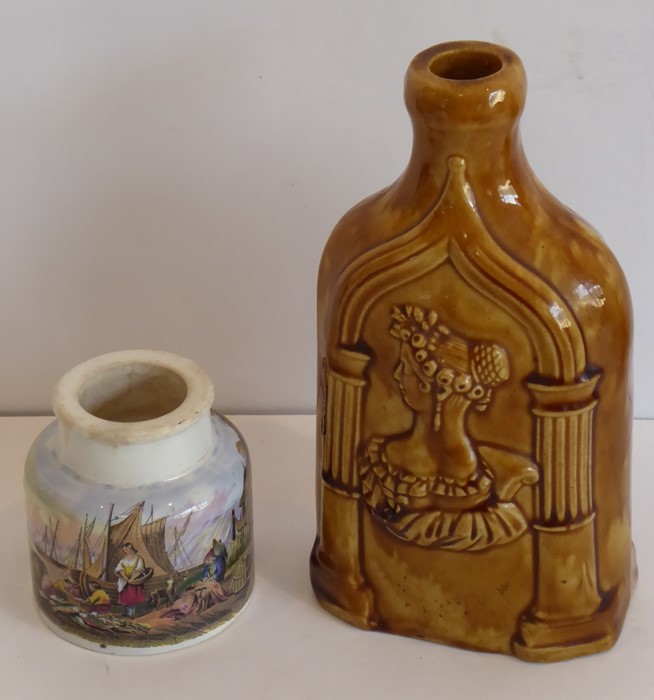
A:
[311,41,635,662]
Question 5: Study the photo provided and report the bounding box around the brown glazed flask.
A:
[311,41,635,662]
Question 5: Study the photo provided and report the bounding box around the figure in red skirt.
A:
[115,542,145,618]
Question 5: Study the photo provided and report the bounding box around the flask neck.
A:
[400,42,529,192]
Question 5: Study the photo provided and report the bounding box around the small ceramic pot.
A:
[24,350,253,655]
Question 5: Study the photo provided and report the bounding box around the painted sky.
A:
[27,414,246,571]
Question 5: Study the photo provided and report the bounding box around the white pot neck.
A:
[52,350,216,488]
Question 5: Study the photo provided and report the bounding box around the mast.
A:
[82,514,105,576]
[178,512,192,540]
[67,525,83,569]
[85,514,96,538]
[76,515,87,569]
[171,526,178,566]
[102,503,114,579]
[167,513,193,569]
[77,525,83,568]
[82,531,92,572]
[70,516,90,570]
[50,520,60,561]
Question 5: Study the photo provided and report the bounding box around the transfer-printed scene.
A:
[27,438,252,649]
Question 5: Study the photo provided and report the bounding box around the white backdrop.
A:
[1,1,652,416]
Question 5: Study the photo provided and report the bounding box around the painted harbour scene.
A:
[28,492,252,648]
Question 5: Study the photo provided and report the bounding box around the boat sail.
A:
[79,501,176,600]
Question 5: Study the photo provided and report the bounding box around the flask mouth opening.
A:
[404,41,526,130]
[78,362,189,423]
[429,48,503,81]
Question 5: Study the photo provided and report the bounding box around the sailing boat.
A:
[36,517,64,566]
[79,501,176,602]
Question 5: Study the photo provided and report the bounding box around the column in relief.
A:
[322,349,370,491]
[523,373,602,627]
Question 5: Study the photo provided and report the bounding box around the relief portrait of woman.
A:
[359,304,538,551]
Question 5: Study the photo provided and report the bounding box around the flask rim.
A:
[404,41,527,129]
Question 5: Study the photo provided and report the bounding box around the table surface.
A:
[1,416,652,700]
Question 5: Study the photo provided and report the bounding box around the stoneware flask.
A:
[311,41,635,662]
[24,350,253,654]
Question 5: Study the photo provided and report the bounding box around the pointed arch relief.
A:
[323,156,601,553]
[332,156,587,383]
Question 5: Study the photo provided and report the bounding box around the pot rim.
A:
[52,350,214,446]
